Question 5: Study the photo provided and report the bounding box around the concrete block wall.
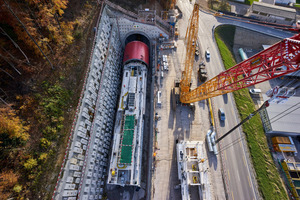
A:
[54,7,122,200]
[234,26,281,49]
[78,10,122,200]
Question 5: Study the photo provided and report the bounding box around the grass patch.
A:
[208,0,231,11]
[214,25,288,200]
[245,0,258,5]
[294,3,300,8]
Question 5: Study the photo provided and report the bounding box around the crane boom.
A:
[179,3,199,100]
[180,33,300,103]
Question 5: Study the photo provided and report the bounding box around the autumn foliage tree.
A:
[0,0,74,58]
[0,170,19,199]
[0,0,98,198]
[0,107,29,148]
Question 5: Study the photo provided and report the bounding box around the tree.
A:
[0,107,30,147]
[0,170,18,198]
[60,21,74,44]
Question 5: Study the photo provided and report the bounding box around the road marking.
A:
[239,141,242,148]
[228,170,230,181]
[224,151,227,160]
[243,155,246,167]
[232,191,235,200]
[248,175,252,188]
[198,23,204,34]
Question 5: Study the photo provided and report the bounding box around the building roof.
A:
[252,1,296,20]
[263,95,300,134]
[123,41,149,66]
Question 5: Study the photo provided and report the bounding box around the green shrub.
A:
[39,153,48,163]
[43,126,58,140]
[74,30,82,40]
[57,124,64,131]
[40,82,71,119]
[40,138,51,149]
[24,158,38,170]
[13,184,22,193]
[245,0,258,5]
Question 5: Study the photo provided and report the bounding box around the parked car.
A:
[162,61,168,71]
[164,64,169,71]
[157,91,162,105]
[162,55,167,62]
[198,67,208,82]
[249,88,261,94]
[205,50,210,60]
[195,43,199,56]
[218,108,225,121]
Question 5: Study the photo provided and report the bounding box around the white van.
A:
[162,56,167,62]
[157,91,162,105]
[249,88,261,94]
[163,62,169,71]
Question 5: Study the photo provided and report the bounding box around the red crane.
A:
[181,33,300,103]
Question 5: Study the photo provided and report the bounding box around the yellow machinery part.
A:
[181,75,234,104]
[178,1,234,104]
[117,163,127,169]
[193,176,198,183]
[179,3,199,102]
[208,98,215,127]
[121,92,129,109]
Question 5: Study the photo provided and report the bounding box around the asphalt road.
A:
[177,0,296,199]
[196,7,259,200]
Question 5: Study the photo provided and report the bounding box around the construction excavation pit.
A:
[52,2,170,200]
[52,1,300,200]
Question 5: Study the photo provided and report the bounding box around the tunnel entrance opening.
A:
[125,33,150,47]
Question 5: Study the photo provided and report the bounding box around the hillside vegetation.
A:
[0,0,100,198]
[214,25,288,200]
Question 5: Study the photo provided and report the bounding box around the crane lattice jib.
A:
[181,34,300,103]
[179,3,199,101]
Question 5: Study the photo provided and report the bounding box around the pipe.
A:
[206,129,213,152]
[238,48,248,61]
